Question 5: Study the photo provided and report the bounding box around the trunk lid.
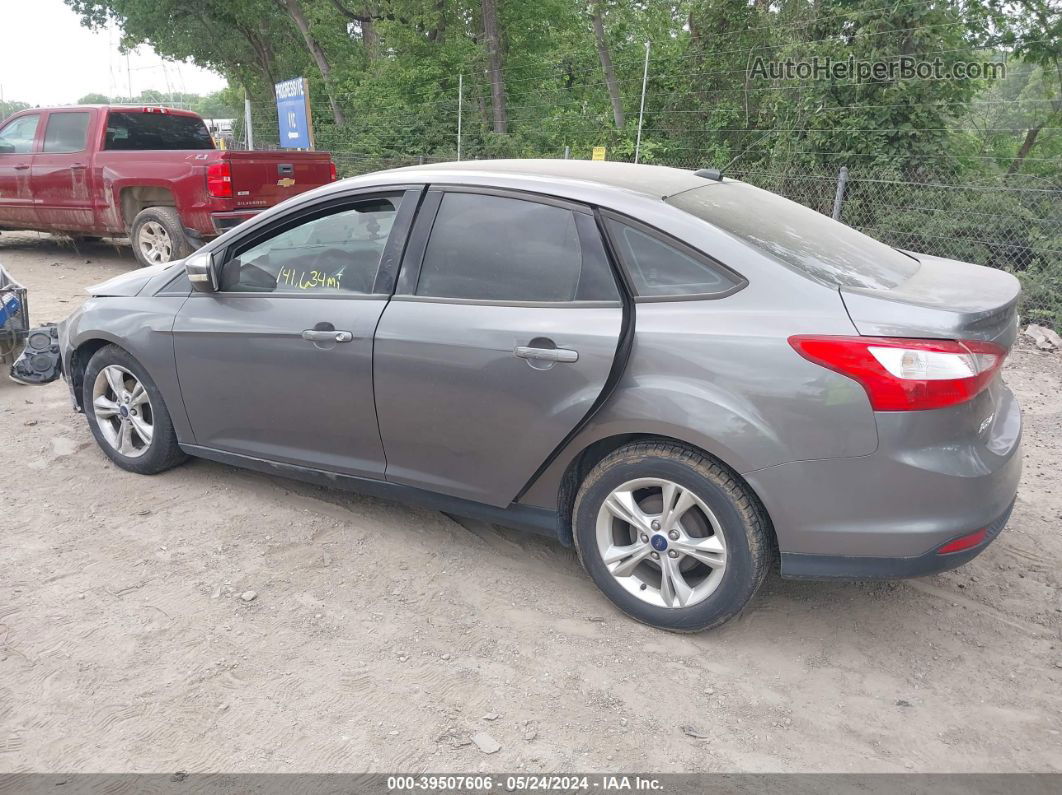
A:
[840,252,1021,349]
[223,151,334,209]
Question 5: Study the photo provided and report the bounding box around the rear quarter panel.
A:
[92,150,223,235]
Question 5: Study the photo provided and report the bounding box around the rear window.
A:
[667,182,920,290]
[104,111,213,151]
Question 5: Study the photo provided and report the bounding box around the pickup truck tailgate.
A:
[224,151,334,208]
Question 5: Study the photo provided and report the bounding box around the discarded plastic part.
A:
[1,263,30,365]
[10,324,61,385]
[694,168,723,181]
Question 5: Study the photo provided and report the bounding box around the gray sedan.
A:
[58,160,1022,631]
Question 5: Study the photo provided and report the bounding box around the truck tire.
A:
[130,207,192,268]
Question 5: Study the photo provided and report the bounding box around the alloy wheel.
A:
[137,221,172,264]
[92,365,154,458]
[595,477,728,609]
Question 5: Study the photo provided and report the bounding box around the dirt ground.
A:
[1,230,1060,774]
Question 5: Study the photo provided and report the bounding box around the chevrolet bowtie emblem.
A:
[277,177,296,187]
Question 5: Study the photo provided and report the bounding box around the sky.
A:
[0,0,227,105]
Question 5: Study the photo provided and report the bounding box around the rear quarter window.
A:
[667,182,920,290]
[604,217,743,298]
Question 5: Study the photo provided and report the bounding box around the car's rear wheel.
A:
[130,206,191,267]
[83,345,187,475]
[573,441,771,631]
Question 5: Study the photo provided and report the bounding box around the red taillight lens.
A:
[788,335,1006,411]
[329,162,338,182]
[207,162,232,198]
[936,528,988,554]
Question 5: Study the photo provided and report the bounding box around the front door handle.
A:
[515,345,579,364]
[302,329,353,343]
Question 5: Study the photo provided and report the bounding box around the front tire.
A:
[130,206,191,267]
[83,345,187,475]
[573,441,771,632]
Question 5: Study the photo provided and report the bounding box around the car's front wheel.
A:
[573,441,772,631]
[83,345,187,475]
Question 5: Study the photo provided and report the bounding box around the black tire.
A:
[573,441,771,632]
[83,344,188,475]
[130,206,191,268]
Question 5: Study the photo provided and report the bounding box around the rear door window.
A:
[415,192,618,303]
[104,111,214,151]
[0,114,41,154]
[42,112,91,153]
[667,182,920,290]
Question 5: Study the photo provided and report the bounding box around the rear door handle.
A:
[302,329,353,343]
[514,346,579,363]
[14,165,29,171]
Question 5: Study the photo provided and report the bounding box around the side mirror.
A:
[185,250,219,293]
[0,142,16,154]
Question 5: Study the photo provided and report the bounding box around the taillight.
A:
[788,335,1006,411]
[329,162,338,182]
[207,162,232,198]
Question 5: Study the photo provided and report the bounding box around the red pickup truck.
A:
[0,106,336,267]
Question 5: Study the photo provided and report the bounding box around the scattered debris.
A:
[482,712,499,721]
[681,725,710,739]
[435,728,472,749]
[441,653,452,661]
[470,732,501,754]
[23,420,37,427]
[896,699,913,707]
[1024,324,1062,351]
[587,616,605,623]
[523,722,538,742]
[240,591,258,602]
[210,585,222,599]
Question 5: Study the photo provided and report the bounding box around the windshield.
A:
[667,182,920,290]
[104,111,214,151]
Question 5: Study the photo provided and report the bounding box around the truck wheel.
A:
[130,207,191,267]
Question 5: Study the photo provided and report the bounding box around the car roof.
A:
[388,159,719,200]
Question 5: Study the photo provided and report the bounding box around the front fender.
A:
[61,295,194,442]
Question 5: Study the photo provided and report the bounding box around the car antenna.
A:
[693,168,723,181]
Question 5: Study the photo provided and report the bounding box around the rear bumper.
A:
[209,210,262,236]
[745,381,1022,569]
[779,499,1014,579]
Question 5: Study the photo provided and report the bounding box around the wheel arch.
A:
[68,335,126,411]
[552,432,777,554]
[118,185,179,232]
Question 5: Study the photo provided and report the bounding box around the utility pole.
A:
[634,41,650,164]
[244,95,254,151]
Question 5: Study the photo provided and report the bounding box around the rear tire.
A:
[573,441,771,632]
[83,344,188,475]
[130,206,191,267]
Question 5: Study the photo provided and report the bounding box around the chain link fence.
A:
[237,100,1061,331]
